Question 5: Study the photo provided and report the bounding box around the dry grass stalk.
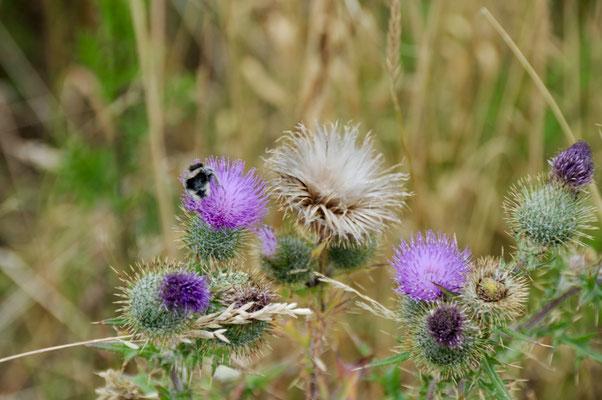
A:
[315,273,399,321]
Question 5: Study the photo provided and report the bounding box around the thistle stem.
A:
[169,363,184,394]
[519,286,581,330]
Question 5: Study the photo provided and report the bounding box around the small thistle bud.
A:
[461,257,528,327]
[400,300,491,380]
[182,213,245,262]
[389,231,472,301]
[505,176,595,255]
[550,141,594,189]
[160,272,211,314]
[118,261,207,340]
[261,234,314,284]
[327,239,377,272]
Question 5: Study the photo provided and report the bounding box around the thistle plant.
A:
[339,140,600,399]
[93,156,311,397]
[263,122,408,397]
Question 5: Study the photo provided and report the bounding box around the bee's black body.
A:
[184,163,220,201]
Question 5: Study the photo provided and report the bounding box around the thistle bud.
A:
[400,300,491,380]
[327,239,377,272]
[182,213,245,262]
[505,176,594,256]
[261,234,314,284]
[118,261,210,340]
[550,141,594,189]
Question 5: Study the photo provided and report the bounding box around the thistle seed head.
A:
[265,122,408,244]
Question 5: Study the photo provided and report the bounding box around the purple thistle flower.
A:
[390,231,471,301]
[181,157,269,230]
[256,224,277,257]
[160,271,211,314]
[550,141,594,188]
[427,303,464,348]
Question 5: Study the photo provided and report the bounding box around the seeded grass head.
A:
[116,260,210,342]
[265,122,408,244]
[400,299,491,380]
[505,175,595,256]
[390,231,472,301]
[205,269,276,356]
[550,141,594,189]
[461,257,528,327]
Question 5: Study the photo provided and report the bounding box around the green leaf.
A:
[92,341,156,362]
[363,352,410,369]
[481,357,513,400]
[499,327,552,348]
[557,333,602,363]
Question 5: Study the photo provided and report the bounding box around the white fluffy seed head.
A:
[265,122,409,244]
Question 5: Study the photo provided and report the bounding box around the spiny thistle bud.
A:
[400,300,491,380]
[117,261,209,341]
[256,224,277,257]
[265,122,408,244]
[550,141,594,189]
[389,231,472,301]
[181,213,245,262]
[461,257,528,327]
[327,239,377,272]
[261,233,314,284]
[505,176,595,256]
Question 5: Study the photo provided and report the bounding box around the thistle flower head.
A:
[160,271,211,314]
[181,213,245,262]
[265,122,408,244]
[400,299,491,380]
[256,224,277,257]
[426,303,464,348]
[181,157,269,230]
[461,257,528,327]
[117,260,206,341]
[550,141,594,189]
[390,231,472,301]
[505,176,595,254]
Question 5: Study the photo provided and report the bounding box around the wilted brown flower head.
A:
[265,122,408,243]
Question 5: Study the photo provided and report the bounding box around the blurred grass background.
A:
[0,0,601,398]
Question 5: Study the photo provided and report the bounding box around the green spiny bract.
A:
[118,261,191,341]
[182,213,245,263]
[262,234,314,284]
[461,257,528,328]
[399,299,492,381]
[327,239,377,272]
[505,176,594,257]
